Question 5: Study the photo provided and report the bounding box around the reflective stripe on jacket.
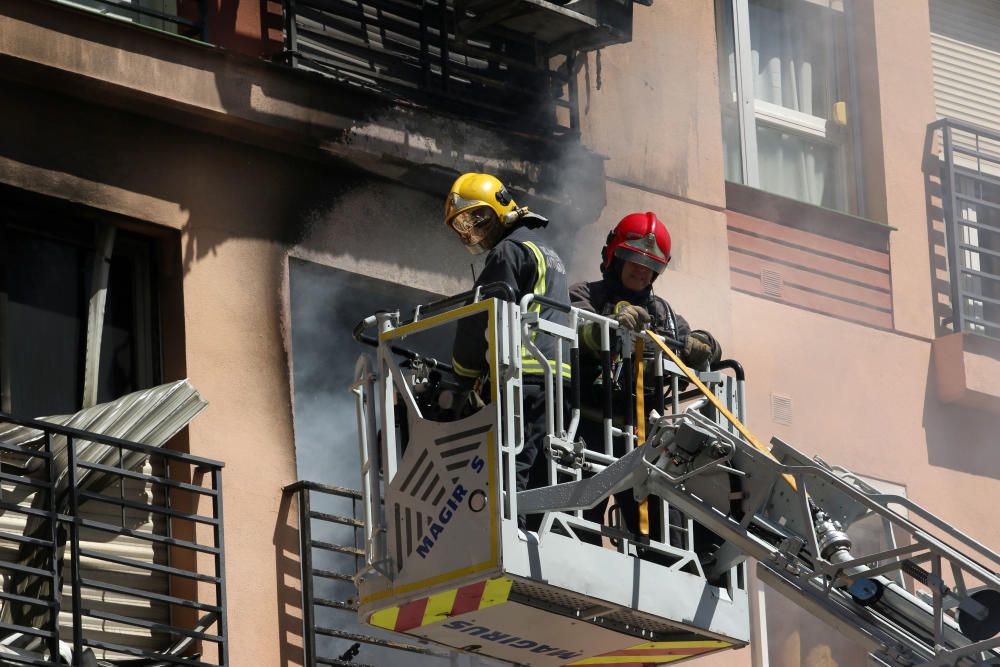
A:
[452,226,570,385]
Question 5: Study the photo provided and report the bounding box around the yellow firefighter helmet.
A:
[444,173,522,254]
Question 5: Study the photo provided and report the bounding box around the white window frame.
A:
[722,0,864,214]
[755,100,829,140]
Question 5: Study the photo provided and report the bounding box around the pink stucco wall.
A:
[3,0,999,665]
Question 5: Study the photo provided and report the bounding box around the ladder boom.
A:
[355,295,1000,667]
[519,405,1000,666]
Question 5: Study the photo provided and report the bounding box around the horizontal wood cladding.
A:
[728,210,893,329]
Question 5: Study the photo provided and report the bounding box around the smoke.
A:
[289,257,505,667]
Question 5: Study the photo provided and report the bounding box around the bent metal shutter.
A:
[0,381,207,660]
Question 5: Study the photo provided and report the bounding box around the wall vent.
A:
[771,393,792,425]
[760,268,784,297]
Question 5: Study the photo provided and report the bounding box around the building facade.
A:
[1,0,998,665]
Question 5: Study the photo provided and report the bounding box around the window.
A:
[717,0,858,213]
[0,206,159,417]
[53,0,200,37]
[0,199,181,659]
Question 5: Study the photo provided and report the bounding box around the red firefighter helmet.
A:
[602,212,671,275]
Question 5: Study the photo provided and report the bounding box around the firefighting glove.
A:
[579,303,650,355]
[613,301,651,333]
[682,330,718,369]
[438,389,485,420]
[459,390,486,418]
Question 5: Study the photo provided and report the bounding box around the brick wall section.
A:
[727,210,894,329]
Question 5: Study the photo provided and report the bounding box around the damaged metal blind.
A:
[0,461,170,657]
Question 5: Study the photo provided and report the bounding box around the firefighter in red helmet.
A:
[575,212,719,367]
[570,212,721,547]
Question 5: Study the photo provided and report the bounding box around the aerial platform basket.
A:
[352,293,750,666]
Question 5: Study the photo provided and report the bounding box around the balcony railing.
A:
[933,117,1000,340]
[47,0,207,41]
[279,0,646,133]
[0,411,227,666]
[284,481,457,667]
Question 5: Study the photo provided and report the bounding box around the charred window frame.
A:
[716,0,865,216]
[0,208,160,418]
[97,233,158,403]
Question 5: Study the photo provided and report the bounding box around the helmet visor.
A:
[445,192,485,220]
[614,244,668,273]
[448,206,501,253]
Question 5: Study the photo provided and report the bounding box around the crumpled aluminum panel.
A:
[0,379,208,494]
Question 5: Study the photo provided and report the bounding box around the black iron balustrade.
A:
[0,411,228,666]
[278,0,646,134]
[284,481,452,667]
[932,117,1000,340]
[45,0,208,41]
[280,0,558,130]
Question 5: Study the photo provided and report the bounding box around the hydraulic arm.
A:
[519,331,1000,667]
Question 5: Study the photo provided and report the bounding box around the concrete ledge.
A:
[932,332,1000,413]
[0,0,606,218]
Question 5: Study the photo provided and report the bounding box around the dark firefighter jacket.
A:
[570,280,694,353]
[569,279,721,421]
[452,225,570,387]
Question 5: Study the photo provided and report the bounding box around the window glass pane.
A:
[718,0,856,213]
[3,231,87,417]
[717,0,745,183]
[764,580,870,666]
[98,254,138,402]
[749,0,839,118]
[723,114,745,184]
[98,237,156,403]
[1,222,158,417]
[756,123,845,210]
[54,0,180,32]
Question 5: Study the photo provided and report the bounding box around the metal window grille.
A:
[0,411,228,666]
[284,481,457,667]
[932,117,1000,340]
[279,0,643,134]
[282,0,559,130]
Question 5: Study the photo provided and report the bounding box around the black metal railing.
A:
[0,411,227,666]
[46,0,208,41]
[933,117,1000,340]
[278,0,642,133]
[284,481,452,667]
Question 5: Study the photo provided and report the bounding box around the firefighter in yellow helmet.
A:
[444,174,570,523]
[444,173,529,253]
